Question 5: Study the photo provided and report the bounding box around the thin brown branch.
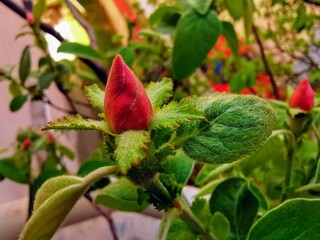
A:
[84,192,119,240]
[252,25,281,100]
[304,0,320,7]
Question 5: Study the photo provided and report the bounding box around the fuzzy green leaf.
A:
[173,10,221,79]
[150,102,205,129]
[183,94,276,164]
[114,131,151,174]
[19,176,85,240]
[248,199,320,240]
[19,46,31,85]
[43,114,112,134]
[84,84,105,112]
[146,77,173,109]
[95,178,149,212]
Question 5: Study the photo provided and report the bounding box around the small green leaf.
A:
[248,199,320,240]
[39,71,57,89]
[247,181,268,211]
[167,219,200,240]
[183,94,276,164]
[0,158,28,183]
[150,101,205,129]
[19,46,31,85]
[163,149,194,184]
[57,145,75,160]
[150,6,182,26]
[84,84,105,112]
[221,21,239,57]
[95,178,149,212]
[173,10,221,79]
[119,47,135,67]
[9,82,23,96]
[210,178,259,240]
[58,42,105,62]
[114,131,151,174]
[187,0,213,15]
[211,212,231,240]
[43,114,112,134]
[10,95,28,112]
[224,0,244,20]
[146,77,173,109]
[32,0,46,21]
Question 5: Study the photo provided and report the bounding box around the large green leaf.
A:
[187,0,213,15]
[210,178,259,240]
[19,46,31,85]
[163,149,194,184]
[224,0,244,20]
[19,166,117,240]
[183,94,276,164]
[43,114,112,134]
[84,84,105,112]
[221,21,239,57]
[95,178,148,212]
[58,42,105,62]
[114,131,151,174]
[173,10,221,79]
[150,101,205,130]
[146,77,173,109]
[248,199,320,240]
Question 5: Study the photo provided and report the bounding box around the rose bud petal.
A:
[104,55,153,133]
[23,138,31,149]
[47,133,55,143]
[289,79,315,111]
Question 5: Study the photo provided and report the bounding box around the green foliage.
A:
[211,212,231,240]
[150,101,205,129]
[210,178,259,240]
[84,84,105,112]
[248,199,320,240]
[10,95,28,112]
[114,131,150,174]
[119,47,135,67]
[243,0,254,38]
[173,10,221,79]
[162,149,194,185]
[221,21,239,58]
[183,94,276,164]
[187,0,214,15]
[0,158,28,183]
[19,46,31,85]
[39,72,57,89]
[146,77,173,109]
[58,42,105,62]
[95,178,149,212]
[43,114,112,134]
[32,0,46,21]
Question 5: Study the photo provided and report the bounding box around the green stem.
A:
[281,147,295,202]
[143,176,172,205]
[156,208,181,240]
[83,166,118,188]
[178,197,217,240]
[312,123,320,182]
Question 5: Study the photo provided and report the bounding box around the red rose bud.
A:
[104,55,153,133]
[26,12,34,24]
[47,133,55,143]
[289,79,315,111]
[23,138,31,149]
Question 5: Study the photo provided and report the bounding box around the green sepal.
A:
[146,77,174,109]
[114,131,151,174]
[150,101,205,130]
[84,84,105,112]
[43,114,112,134]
